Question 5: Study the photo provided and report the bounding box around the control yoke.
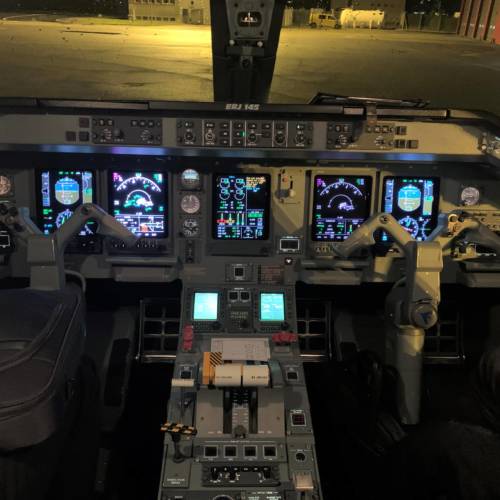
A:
[430,211,500,256]
[55,203,138,251]
[332,212,442,330]
[331,212,413,259]
[0,202,138,291]
[331,211,500,424]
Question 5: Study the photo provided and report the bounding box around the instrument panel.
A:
[1,155,499,286]
[0,101,498,287]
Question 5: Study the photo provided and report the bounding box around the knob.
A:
[274,133,286,145]
[184,131,195,142]
[247,132,257,143]
[113,128,124,139]
[294,133,305,145]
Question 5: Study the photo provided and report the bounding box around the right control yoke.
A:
[331,211,500,424]
[332,213,443,424]
[333,212,443,331]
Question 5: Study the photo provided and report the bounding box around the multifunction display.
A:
[193,292,219,321]
[312,175,372,241]
[39,170,95,235]
[110,171,166,238]
[260,293,285,322]
[382,176,440,241]
[213,174,270,240]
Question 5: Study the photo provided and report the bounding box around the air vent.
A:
[424,301,464,364]
[296,299,332,361]
[139,298,181,362]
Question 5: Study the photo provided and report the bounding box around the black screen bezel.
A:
[380,175,441,242]
[212,173,271,241]
[108,170,168,239]
[311,174,373,242]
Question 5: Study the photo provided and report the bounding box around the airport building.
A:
[128,0,211,24]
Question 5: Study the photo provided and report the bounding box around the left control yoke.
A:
[0,203,138,290]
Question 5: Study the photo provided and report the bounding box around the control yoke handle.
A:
[55,203,138,251]
[430,211,500,255]
[331,212,412,258]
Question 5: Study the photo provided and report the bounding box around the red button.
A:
[272,332,298,345]
[182,325,194,351]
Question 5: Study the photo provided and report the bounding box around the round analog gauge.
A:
[460,186,480,206]
[181,194,201,214]
[182,218,200,237]
[181,169,201,190]
[0,176,12,196]
[399,216,420,238]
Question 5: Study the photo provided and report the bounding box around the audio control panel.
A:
[91,116,163,145]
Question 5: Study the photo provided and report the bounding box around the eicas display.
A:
[382,176,440,241]
[213,174,270,240]
[111,171,166,238]
[312,175,372,241]
[39,170,94,236]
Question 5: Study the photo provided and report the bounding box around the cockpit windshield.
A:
[0,1,499,112]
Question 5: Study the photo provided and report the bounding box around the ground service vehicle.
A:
[309,11,339,29]
[0,1,499,500]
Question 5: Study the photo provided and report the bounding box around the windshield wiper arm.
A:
[309,92,429,108]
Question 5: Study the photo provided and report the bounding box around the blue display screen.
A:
[260,293,285,322]
[193,292,219,321]
[381,176,440,242]
[39,170,95,236]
